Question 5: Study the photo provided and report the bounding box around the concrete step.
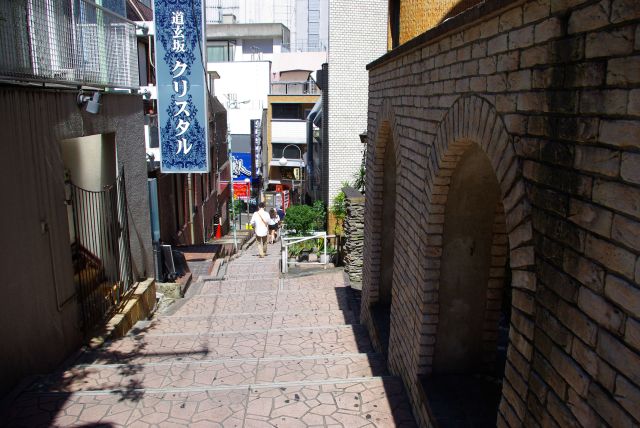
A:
[168,291,354,318]
[26,353,387,394]
[4,377,417,427]
[197,276,350,294]
[75,325,374,365]
[137,309,358,335]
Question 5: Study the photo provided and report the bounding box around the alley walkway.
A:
[2,245,417,427]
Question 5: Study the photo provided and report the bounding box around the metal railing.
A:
[70,172,134,333]
[0,0,139,88]
[281,39,328,53]
[281,231,335,273]
[270,81,319,95]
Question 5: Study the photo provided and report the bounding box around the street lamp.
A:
[278,144,303,204]
[244,177,250,228]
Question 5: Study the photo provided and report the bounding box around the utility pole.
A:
[227,132,238,252]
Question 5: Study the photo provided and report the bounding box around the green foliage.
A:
[330,181,350,235]
[353,148,366,192]
[284,204,324,235]
[231,199,244,217]
[331,191,346,220]
[288,243,302,257]
[312,200,326,230]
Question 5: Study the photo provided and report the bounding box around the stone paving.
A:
[1,244,417,427]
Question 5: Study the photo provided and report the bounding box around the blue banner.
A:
[231,152,252,181]
[154,0,209,173]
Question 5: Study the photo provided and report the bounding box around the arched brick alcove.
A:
[362,99,403,358]
[417,95,536,426]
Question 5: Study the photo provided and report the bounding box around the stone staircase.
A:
[2,247,417,427]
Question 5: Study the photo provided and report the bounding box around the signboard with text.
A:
[231,152,252,181]
[154,0,209,173]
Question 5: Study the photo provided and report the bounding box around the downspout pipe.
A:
[188,173,195,244]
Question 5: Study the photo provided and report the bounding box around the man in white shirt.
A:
[250,202,271,257]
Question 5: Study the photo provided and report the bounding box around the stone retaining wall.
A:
[343,187,366,289]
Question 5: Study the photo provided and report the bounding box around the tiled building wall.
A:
[326,0,388,204]
[393,0,484,46]
[362,0,640,426]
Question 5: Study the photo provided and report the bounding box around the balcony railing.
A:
[0,0,139,89]
[282,39,328,53]
[271,81,319,95]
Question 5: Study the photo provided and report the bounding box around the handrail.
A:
[280,231,336,273]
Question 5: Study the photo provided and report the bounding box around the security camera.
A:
[77,91,101,114]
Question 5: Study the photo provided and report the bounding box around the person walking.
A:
[267,208,280,244]
[250,202,271,257]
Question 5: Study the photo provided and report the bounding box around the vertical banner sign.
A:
[154,0,209,173]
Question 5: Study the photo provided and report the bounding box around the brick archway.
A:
[362,98,403,355]
[418,95,535,425]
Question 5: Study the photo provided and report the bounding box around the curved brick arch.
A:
[417,95,535,424]
[362,98,403,350]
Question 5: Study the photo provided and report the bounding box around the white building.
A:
[205,0,327,52]
[208,60,271,138]
[206,22,291,62]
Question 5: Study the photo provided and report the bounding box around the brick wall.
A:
[326,0,388,204]
[363,0,640,426]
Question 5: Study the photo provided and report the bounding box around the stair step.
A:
[77,325,373,365]
[169,292,352,317]
[27,354,387,394]
[5,377,416,427]
[137,310,357,335]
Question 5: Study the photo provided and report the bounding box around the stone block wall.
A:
[362,0,640,426]
[343,186,366,289]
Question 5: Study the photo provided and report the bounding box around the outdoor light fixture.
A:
[77,91,101,114]
[278,144,302,166]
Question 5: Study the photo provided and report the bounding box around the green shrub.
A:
[331,190,346,235]
[284,204,318,235]
[312,200,326,230]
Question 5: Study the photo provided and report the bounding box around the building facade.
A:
[0,0,152,396]
[362,0,640,427]
[325,0,388,204]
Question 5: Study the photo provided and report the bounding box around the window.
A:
[242,39,273,54]
[308,22,320,35]
[272,104,303,120]
[207,41,235,62]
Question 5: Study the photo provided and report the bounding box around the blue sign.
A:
[154,0,209,173]
[231,152,252,181]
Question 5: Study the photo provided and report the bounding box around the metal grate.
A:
[70,171,134,333]
[0,0,138,88]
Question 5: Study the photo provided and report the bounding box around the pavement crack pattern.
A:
[1,245,417,427]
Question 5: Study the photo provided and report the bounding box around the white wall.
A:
[271,51,327,79]
[272,121,307,144]
[208,61,271,135]
[327,0,387,202]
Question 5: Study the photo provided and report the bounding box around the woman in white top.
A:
[268,208,280,244]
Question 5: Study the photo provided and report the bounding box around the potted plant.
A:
[288,243,301,264]
[319,245,338,264]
